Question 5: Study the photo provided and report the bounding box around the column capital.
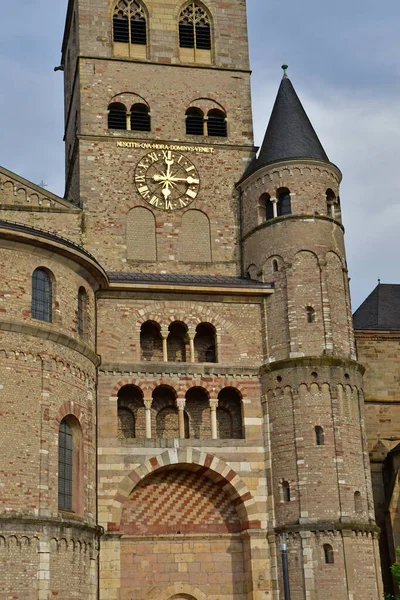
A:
[176,398,186,410]
[144,398,153,410]
[209,399,219,411]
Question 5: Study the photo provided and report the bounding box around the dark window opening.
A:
[113,14,129,43]
[140,321,163,361]
[77,287,88,338]
[108,102,127,130]
[195,22,211,50]
[272,259,279,272]
[179,21,195,48]
[167,322,189,362]
[282,480,291,502]
[32,268,52,323]
[207,109,227,137]
[307,306,315,323]
[194,323,217,363]
[58,419,73,511]
[324,544,334,564]
[354,491,362,514]
[117,385,145,439]
[315,425,324,446]
[277,189,291,216]
[217,388,244,439]
[131,103,151,131]
[186,107,204,136]
[131,16,147,45]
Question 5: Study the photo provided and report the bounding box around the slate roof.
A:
[108,272,273,289]
[353,284,400,330]
[255,74,330,171]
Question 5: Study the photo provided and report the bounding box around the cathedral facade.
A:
[0,1,393,599]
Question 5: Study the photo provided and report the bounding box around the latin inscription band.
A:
[117,141,215,154]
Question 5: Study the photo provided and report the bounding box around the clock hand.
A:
[162,180,172,201]
[169,176,199,185]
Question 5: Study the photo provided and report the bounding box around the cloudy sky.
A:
[1,0,399,309]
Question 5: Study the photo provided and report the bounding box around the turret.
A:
[238,68,383,598]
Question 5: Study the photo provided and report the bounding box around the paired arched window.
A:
[179,2,212,63]
[113,0,147,58]
[186,107,227,137]
[323,544,334,564]
[326,188,341,221]
[77,287,88,338]
[277,188,292,216]
[58,416,83,513]
[259,193,274,222]
[108,102,151,132]
[32,268,52,322]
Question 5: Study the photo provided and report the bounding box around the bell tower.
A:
[61,0,256,273]
[239,69,383,598]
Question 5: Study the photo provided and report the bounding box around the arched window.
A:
[113,0,147,53]
[167,322,189,362]
[117,385,145,439]
[207,109,227,137]
[282,480,291,502]
[58,416,83,513]
[186,107,204,135]
[179,2,212,64]
[315,425,324,446]
[354,491,362,514]
[152,386,183,439]
[306,306,315,323]
[272,259,279,273]
[277,188,291,216]
[32,268,52,323]
[108,102,127,130]
[185,387,210,438]
[326,188,336,217]
[77,287,88,338]
[217,388,243,439]
[194,323,216,363]
[130,103,151,132]
[140,321,163,361]
[323,544,334,564]
[259,193,274,222]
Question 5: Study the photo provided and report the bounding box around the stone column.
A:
[176,398,186,438]
[144,398,152,439]
[161,328,168,362]
[188,330,196,363]
[271,197,278,218]
[209,399,218,439]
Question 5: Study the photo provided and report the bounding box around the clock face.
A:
[134,150,200,211]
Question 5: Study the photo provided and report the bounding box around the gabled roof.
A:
[255,74,330,171]
[353,284,400,330]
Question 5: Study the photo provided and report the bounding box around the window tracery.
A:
[113,0,148,58]
[179,2,212,64]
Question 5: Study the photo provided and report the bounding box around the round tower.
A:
[239,71,383,599]
[0,221,107,598]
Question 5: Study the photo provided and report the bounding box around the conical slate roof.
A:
[353,284,400,330]
[256,74,329,169]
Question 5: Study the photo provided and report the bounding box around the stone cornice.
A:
[0,319,100,365]
[355,329,400,341]
[274,519,380,536]
[260,356,365,376]
[242,213,344,243]
[100,362,259,378]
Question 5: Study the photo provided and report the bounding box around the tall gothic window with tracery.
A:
[179,2,212,63]
[113,0,147,58]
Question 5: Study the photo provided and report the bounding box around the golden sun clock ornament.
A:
[134,150,200,211]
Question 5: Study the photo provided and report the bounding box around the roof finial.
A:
[378,278,381,285]
[281,64,289,78]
